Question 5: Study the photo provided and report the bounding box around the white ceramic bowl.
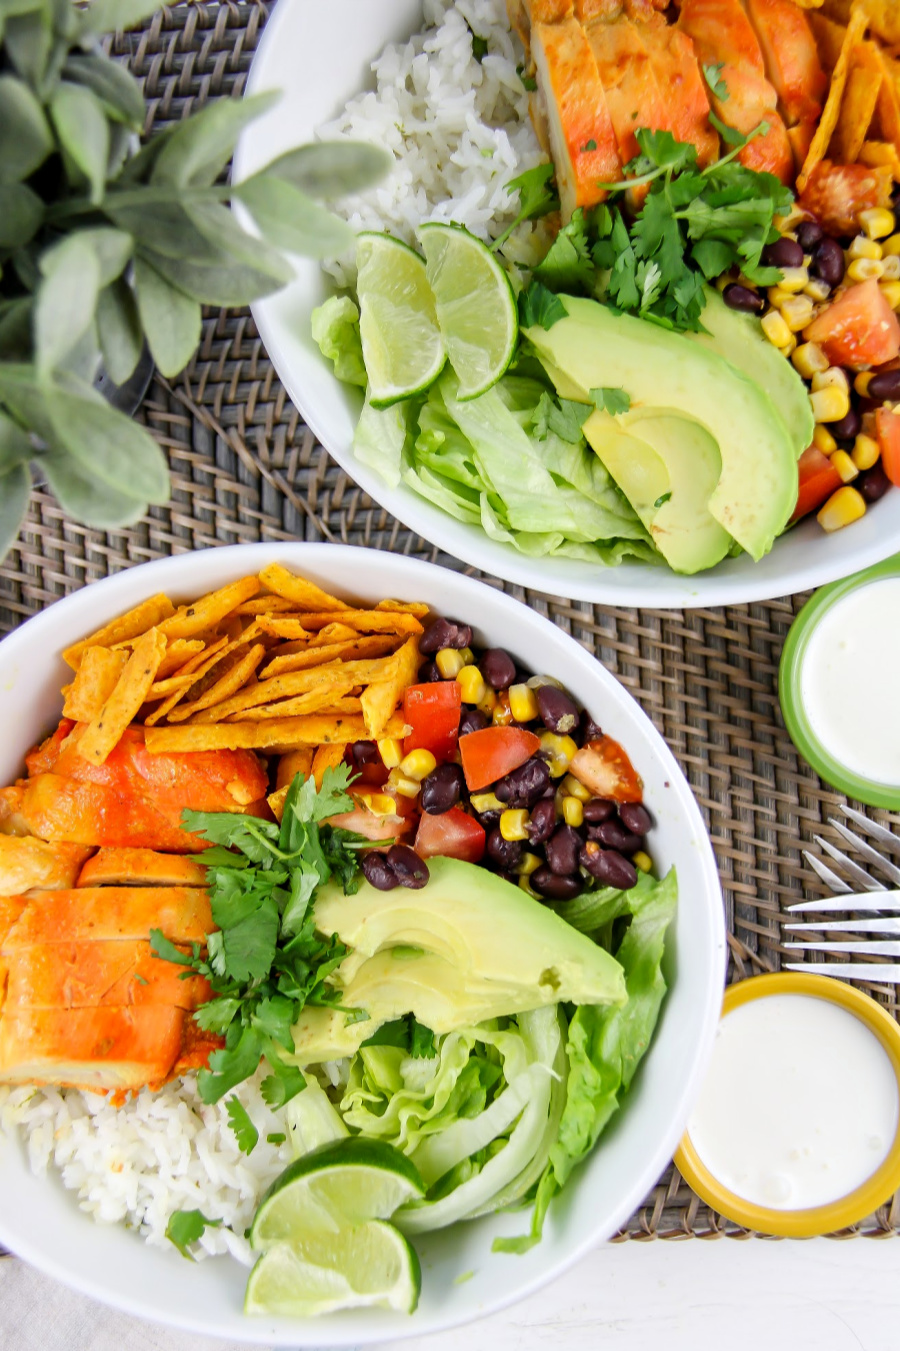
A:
[0,543,725,1344]
[232,0,900,609]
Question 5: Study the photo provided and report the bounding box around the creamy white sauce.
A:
[800,577,900,786]
[688,994,899,1210]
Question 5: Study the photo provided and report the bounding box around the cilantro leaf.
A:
[517,64,537,92]
[362,1017,411,1050]
[531,393,592,442]
[199,1024,265,1105]
[194,996,243,1035]
[493,163,557,250]
[533,209,594,293]
[519,282,567,330]
[149,928,193,968]
[708,111,755,148]
[590,387,631,416]
[252,995,297,1053]
[267,1133,286,1146]
[166,1209,221,1260]
[260,1054,307,1109]
[410,1017,437,1059]
[654,492,673,508]
[226,1097,259,1155]
[466,21,488,62]
[703,62,729,101]
[182,810,279,861]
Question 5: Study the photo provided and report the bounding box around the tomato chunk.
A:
[569,735,643,803]
[458,726,541,792]
[326,795,413,842]
[875,407,900,487]
[798,161,893,236]
[790,446,843,523]
[804,279,900,370]
[402,682,462,761]
[415,806,486,863]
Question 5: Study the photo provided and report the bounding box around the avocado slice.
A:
[289,856,626,1064]
[689,287,813,459]
[524,296,798,561]
[584,407,733,574]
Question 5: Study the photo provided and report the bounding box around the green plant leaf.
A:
[0,461,30,559]
[0,75,53,183]
[0,407,32,473]
[253,140,391,199]
[35,236,101,376]
[106,199,216,260]
[234,177,354,259]
[96,278,142,385]
[184,200,293,282]
[81,0,165,36]
[133,254,201,378]
[63,53,145,128]
[0,362,54,441]
[44,373,169,503]
[41,450,150,528]
[0,300,33,360]
[2,7,51,88]
[0,183,43,249]
[150,91,280,188]
[138,247,287,307]
[73,227,134,286]
[50,81,110,204]
[113,122,173,184]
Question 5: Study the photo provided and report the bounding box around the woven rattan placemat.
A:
[2,0,900,1245]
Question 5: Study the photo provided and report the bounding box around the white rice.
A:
[319,0,549,287]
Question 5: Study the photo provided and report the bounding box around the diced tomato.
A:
[402,682,462,761]
[875,407,900,487]
[458,726,541,792]
[569,735,643,803]
[415,806,486,863]
[326,789,414,841]
[790,446,843,523]
[803,279,900,370]
[798,160,893,236]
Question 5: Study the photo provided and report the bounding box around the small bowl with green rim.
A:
[779,552,900,810]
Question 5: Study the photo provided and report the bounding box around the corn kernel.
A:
[780,333,798,358]
[791,341,829,380]
[392,773,421,799]
[471,791,504,813]
[775,205,807,232]
[830,449,859,483]
[859,208,895,241]
[803,276,832,302]
[500,809,530,842]
[811,366,849,394]
[847,257,885,283]
[518,874,539,898]
[539,731,578,777]
[516,852,541,877]
[356,792,397,817]
[883,233,900,257]
[780,295,815,332]
[882,254,900,281]
[562,796,584,828]
[767,285,792,307]
[761,309,793,348]
[810,385,851,423]
[508,683,539,722]
[632,850,654,874]
[456,664,487,704]
[812,423,838,455]
[881,280,900,311]
[477,686,498,717]
[561,772,591,802]
[779,266,809,294]
[399,748,437,782]
[436,647,467,678]
[817,485,866,532]
[492,691,513,726]
[854,372,874,398]
[378,737,403,769]
[852,433,880,470]
[847,234,883,260]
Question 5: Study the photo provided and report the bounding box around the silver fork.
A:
[784,806,900,983]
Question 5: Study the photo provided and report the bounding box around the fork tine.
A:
[841,806,900,854]
[785,939,900,957]
[784,918,900,933]
[783,961,900,983]
[814,836,887,891]
[828,819,900,886]
[786,890,900,912]
[802,850,854,893]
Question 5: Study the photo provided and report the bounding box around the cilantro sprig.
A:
[152,765,369,1108]
[166,1209,221,1260]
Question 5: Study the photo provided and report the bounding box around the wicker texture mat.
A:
[2,0,899,1243]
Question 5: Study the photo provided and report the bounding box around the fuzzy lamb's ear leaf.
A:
[0,301,33,361]
[50,81,110,203]
[107,199,213,261]
[2,7,52,87]
[0,363,55,442]
[35,235,101,376]
[68,226,134,286]
[96,278,143,386]
[0,461,30,560]
[137,248,288,308]
[234,177,355,259]
[63,53,145,128]
[41,452,150,529]
[184,200,294,283]
[150,91,280,189]
[0,183,43,249]
[254,141,391,199]
[80,0,163,35]
[0,75,53,183]
[0,407,33,473]
[133,255,201,379]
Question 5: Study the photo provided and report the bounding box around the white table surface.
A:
[3,1236,899,1351]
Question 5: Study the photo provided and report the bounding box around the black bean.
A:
[811,236,845,287]
[582,797,616,824]
[545,824,582,876]
[581,712,604,743]
[527,798,558,845]
[859,460,891,503]
[362,851,399,891]
[459,708,490,737]
[579,844,638,890]
[829,406,861,441]
[386,844,430,889]
[419,617,472,654]
[476,808,502,830]
[486,827,523,871]
[796,220,824,252]
[764,237,804,270]
[481,648,517,690]
[531,867,583,900]
[867,370,900,402]
[587,817,643,853]
[418,659,442,683]
[495,757,551,808]
[618,802,652,836]
[349,739,380,768]
[421,762,464,815]
[722,283,765,314]
[537,684,579,735]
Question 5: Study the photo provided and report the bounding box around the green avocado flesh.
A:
[290,856,627,1063]
[525,296,798,561]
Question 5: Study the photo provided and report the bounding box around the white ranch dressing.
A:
[800,577,900,787]
[688,994,899,1210]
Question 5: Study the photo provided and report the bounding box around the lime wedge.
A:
[244,1221,422,1317]
[356,233,445,408]
[249,1138,425,1247]
[418,222,518,400]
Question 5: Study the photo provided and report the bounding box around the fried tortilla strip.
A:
[809,10,848,71]
[375,599,431,618]
[232,596,298,616]
[268,785,289,824]
[257,617,314,642]
[62,595,175,671]
[277,610,424,636]
[833,39,883,163]
[78,628,167,765]
[190,655,401,723]
[821,0,900,44]
[309,698,362,716]
[799,2,869,192]
[873,46,900,150]
[77,847,207,888]
[145,712,410,754]
[860,139,900,176]
[0,837,92,897]
[361,636,421,739]
[222,682,361,722]
[312,743,348,789]
[311,622,359,645]
[155,639,205,679]
[276,747,315,790]
[259,635,400,680]
[165,643,267,723]
[257,563,350,613]
[143,636,231,725]
[62,647,128,722]
[157,577,260,642]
